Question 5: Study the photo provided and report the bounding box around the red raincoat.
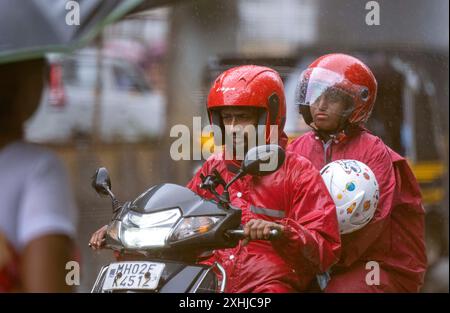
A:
[288,127,427,292]
[186,138,341,293]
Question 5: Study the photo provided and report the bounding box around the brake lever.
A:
[199,170,230,207]
[199,170,226,190]
[212,169,227,188]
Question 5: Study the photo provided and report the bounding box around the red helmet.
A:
[207,65,286,144]
[296,53,377,126]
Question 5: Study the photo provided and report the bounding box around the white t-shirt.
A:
[0,141,77,252]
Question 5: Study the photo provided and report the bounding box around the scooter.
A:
[90,144,285,293]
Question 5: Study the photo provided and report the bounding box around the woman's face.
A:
[310,89,351,132]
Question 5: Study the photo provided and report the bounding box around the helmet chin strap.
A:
[312,126,342,142]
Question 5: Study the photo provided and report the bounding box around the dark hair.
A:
[0,58,46,134]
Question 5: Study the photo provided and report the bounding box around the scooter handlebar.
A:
[226,229,281,240]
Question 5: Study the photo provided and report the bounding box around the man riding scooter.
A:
[91,65,341,293]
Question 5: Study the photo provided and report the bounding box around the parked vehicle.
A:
[25,48,165,143]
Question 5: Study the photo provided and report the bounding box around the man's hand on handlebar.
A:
[89,225,108,250]
[242,219,284,246]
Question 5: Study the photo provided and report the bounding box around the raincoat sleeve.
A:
[272,156,341,274]
[338,137,396,266]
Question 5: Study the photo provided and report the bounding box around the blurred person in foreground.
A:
[0,58,77,292]
[288,53,427,292]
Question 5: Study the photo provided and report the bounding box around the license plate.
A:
[102,261,165,291]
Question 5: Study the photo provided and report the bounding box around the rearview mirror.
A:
[218,145,287,205]
[241,144,286,176]
[91,167,112,197]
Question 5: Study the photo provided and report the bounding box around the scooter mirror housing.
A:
[223,145,286,200]
[92,167,112,197]
[241,144,285,176]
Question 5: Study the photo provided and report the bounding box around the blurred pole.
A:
[163,0,239,184]
[92,35,103,144]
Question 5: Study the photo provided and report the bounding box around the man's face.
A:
[310,89,351,132]
[219,106,259,157]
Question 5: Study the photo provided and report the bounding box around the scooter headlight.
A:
[121,208,182,248]
[169,216,223,242]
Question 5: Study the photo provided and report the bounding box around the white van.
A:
[25,49,165,143]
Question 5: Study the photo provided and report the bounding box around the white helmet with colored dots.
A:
[320,160,379,234]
